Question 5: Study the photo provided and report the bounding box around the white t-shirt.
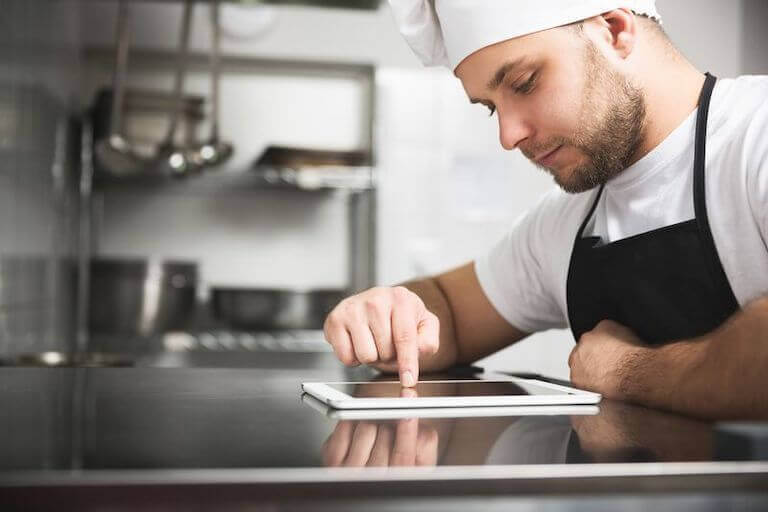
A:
[475,75,768,334]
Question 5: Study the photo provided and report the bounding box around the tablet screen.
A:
[328,380,573,398]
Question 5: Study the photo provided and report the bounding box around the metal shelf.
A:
[92,165,376,192]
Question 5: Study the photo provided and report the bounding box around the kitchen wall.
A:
[79,0,764,378]
[0,0,82,357]
[742,0,768,75]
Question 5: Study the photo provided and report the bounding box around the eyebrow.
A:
[469,58,529,104]
[487,58,527,90]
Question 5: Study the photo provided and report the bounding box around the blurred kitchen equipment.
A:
[89,259,198,337]
[94,1,148,177]
[256,146,370,168]
[189,1,233,169]
[211,288,346,330]
[153,0,199,177]
[252,145,373,190]
[92,88,205,163]
[1,351,133,368]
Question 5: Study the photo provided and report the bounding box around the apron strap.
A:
[692,73,739,309]
[576,185,605,239]
[693,73,716,225]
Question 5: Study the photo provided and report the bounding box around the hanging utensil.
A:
[154,0,200,177]
[94,1,149,176]
[190,0,233,169]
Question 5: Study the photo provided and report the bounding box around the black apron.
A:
[566,73,739,345]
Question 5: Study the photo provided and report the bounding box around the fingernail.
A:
[402,370,415,387]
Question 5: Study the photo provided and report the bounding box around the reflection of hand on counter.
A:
[321,378,545,467]
[322,417,440,467]
[322,387,446,467]
[570,399,713,462]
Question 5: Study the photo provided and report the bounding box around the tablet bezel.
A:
[300,393,600,419]
[301,373,602,410]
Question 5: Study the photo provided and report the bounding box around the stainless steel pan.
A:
[211,288,345,330]
[89,259,198,337]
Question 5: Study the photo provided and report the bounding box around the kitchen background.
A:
[0,0,766,378]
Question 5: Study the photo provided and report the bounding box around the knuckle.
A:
[341,356,358,367]
[357,351,378,364]
[377,339,395,357]
[595,319,613,331]
[568,347,579,368]
[337,347,358,366]
[391,286,414,304]
[418,338,438,354]
[342,300,358,316]
[363,297,387,317]
[324,311,341,330]
[393,328,414,345]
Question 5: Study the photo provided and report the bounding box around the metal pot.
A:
[211,288,346,330]
[89,259,198,337]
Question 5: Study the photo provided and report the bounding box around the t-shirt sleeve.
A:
[474,190,571,334]
[746,84,768,248]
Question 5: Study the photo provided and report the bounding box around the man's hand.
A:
[569,319,647,400]
[324,286,440,387]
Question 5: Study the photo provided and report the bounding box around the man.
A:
[323,0,768,419]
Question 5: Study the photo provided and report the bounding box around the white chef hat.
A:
[388,1,662,70]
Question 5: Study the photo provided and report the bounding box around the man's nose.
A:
[497,110,532,151]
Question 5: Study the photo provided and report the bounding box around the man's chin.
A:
[527,154,604,194]
[551,166,602,194]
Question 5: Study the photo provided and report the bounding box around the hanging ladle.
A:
[189,0,233,169]
[94,0,149,176]
[153,0,200,177]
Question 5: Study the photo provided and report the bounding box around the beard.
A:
[524,39,647,194]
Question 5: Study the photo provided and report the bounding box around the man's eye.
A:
[514,72,538,94]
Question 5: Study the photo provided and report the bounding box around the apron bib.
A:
[565,73,739,345]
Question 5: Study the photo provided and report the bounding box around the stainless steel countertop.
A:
[0,352,766,509]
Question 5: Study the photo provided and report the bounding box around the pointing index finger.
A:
[391,302,419,387]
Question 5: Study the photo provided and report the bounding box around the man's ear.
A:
[587,8,637,59]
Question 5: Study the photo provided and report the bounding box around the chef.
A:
[323,1,768,419]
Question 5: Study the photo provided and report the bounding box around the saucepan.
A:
[211,288,347,330]
[89,258,198,337]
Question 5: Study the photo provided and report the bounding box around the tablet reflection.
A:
[320,399,715,468]
[322,417,439,467]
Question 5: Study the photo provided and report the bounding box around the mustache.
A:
[520,137,570,162]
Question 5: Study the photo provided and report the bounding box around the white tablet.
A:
[301,373,601,410]
[301,393,600,420]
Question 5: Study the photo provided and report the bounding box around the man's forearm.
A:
[372,277,459,374]
[623,297,768,419]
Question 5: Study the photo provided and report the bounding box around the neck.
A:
[629,56,706,166]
